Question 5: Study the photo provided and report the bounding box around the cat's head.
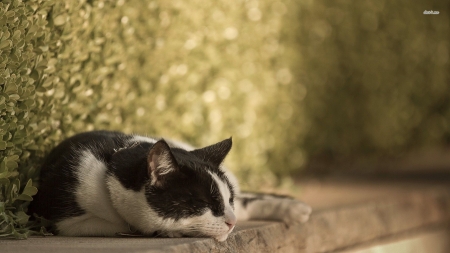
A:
[145,138,236,241]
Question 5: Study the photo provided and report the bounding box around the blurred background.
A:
[0,0,449,190]
[295,0,450,178]
[51,0,449,189]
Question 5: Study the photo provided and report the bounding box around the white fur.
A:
[208,172,236,231]
[56,214,128,236]
[129,135,158,144]
[222,167,240,194]
[106,176,163,234]
[209,172,231,206]
[56,150,128,236]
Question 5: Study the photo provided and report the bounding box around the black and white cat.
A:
[29,131,311,241]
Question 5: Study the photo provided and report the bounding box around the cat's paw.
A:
[281,199,312,225]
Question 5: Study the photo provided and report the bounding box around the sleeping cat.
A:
[29,130,311,241]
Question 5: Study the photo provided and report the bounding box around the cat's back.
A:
[42,131,128,169]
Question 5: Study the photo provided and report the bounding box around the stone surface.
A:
[306,189,450,252]
[341,227,450,253]
[0,222,306,253]
[1,181,450,252]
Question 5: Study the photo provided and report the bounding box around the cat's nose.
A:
[224,209,237,230]
[225,220,236,230]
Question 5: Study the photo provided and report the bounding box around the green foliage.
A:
[0,179,40,239]
[1,0,60,239]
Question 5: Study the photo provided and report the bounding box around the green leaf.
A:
[0,160,6,173]
[22,179,38,196]
[12,229,28,239]
[16,194,33,201]
[9,94,20,100]
[12,30,22,40]
[39,227,53,236]
[20,151,30,159]
[3,132,12,141]
[4,83,18,95]
[0,141,6,150]
[0,40,11,49]
[6,161,18,170]
[7,155,19,162]
[15,211,30,225]
[53,15,67,26]
[0,171,18,179]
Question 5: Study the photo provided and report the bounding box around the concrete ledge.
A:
[340,226,450,253]
[2,186,450,253]
[307,189,450,252]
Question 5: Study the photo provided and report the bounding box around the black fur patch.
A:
[107,142,153,191]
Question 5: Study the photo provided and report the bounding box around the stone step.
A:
[1,182,449,252]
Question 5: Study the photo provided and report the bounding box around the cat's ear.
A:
[191,137,232,166]
[147,139,178,186]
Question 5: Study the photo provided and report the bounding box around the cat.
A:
[29,130,312,241]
